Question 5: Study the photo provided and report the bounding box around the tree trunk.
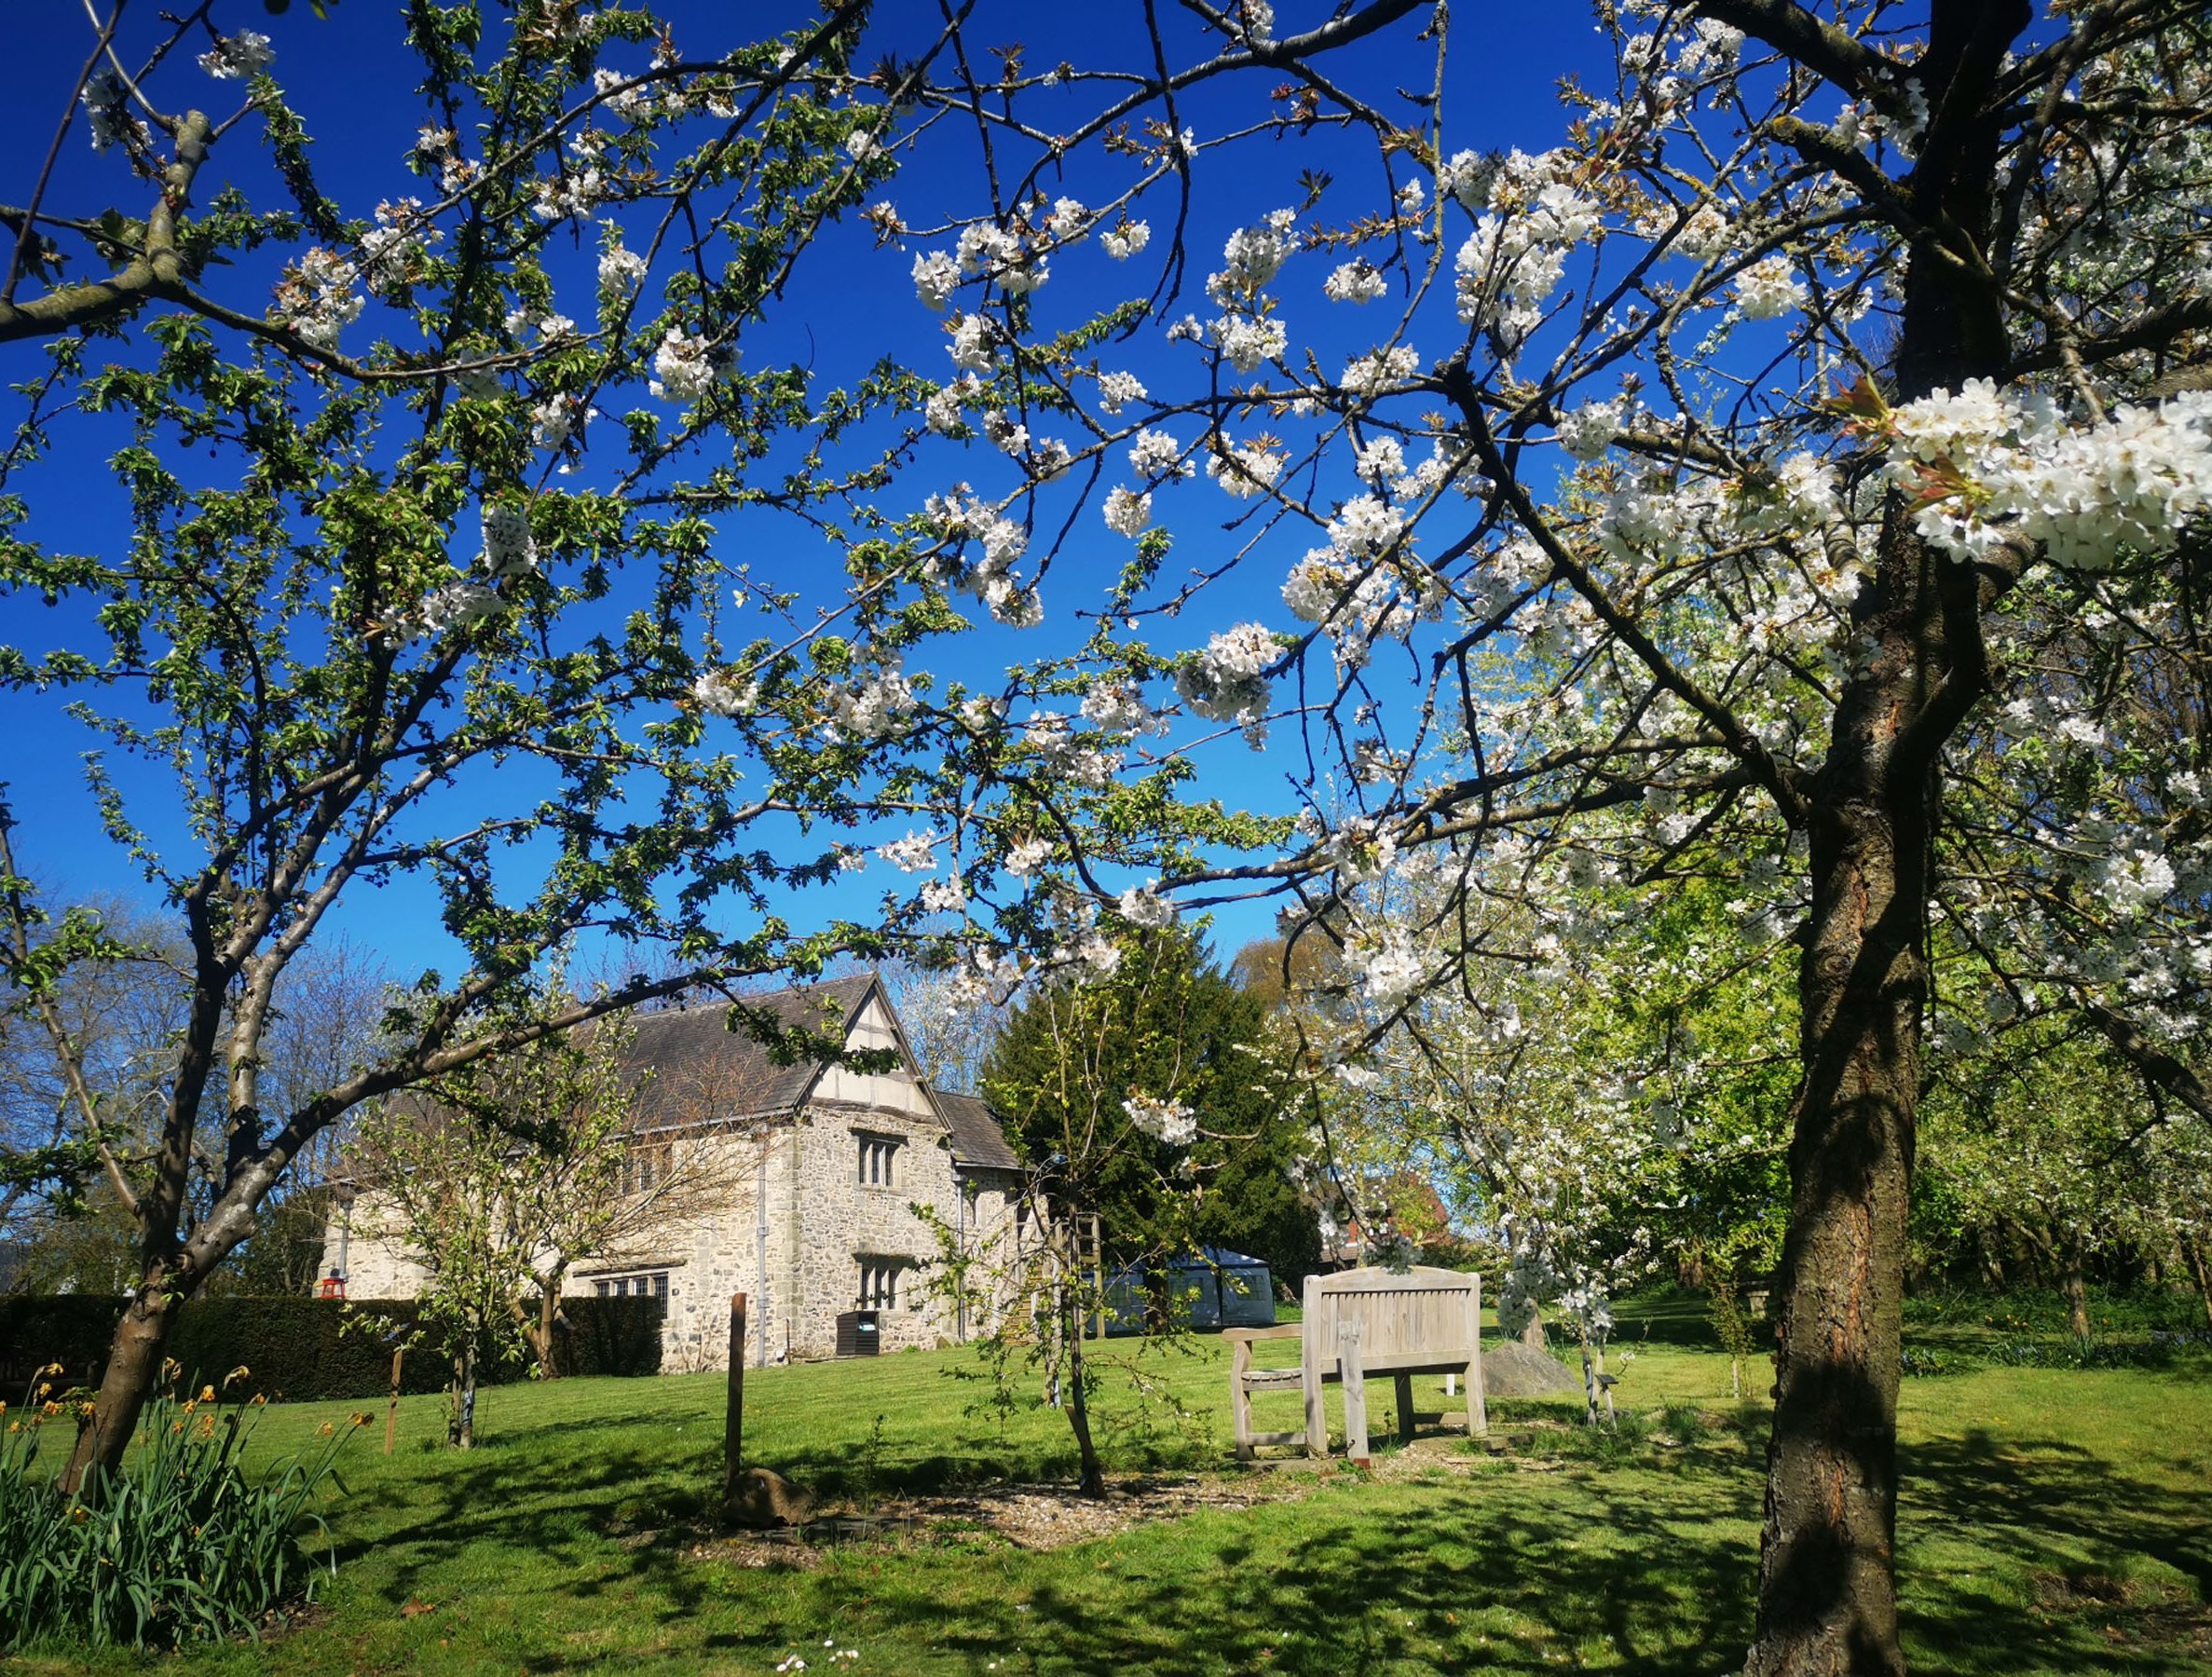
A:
[1747,779,1921,1677]
[515,1284,563,1378]
[1738,6,2028,1669]
[2181,1237,2212,1331]
[1521,1304,1547,1350]
[2062,1251,2091,1347]
[61,1280,183,1493]
[1680,1244,1708,1291]
[1059,1280,1106,1497]
[449,1343,478,1449]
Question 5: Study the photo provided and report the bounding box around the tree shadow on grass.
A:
[1896,1428,2212,1674]
[308,1397,2207,1676]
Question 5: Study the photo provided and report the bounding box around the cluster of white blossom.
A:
[1100,219,1151,261]
[1173,621,1279,738]
[1126,428,1192,480]
[819,666,915,742]
[532,146,609,222]
[1555,398,1622,462]
[922,490,1043,627]
[1322,260,1389,304]
[691,669,758,716]
[360,199,442,296]
[1340,345,1419,397]
[597,239,649,296]
[1123,1093,1197,1147]
[1207,440,1286,499]
[479,503,538,579]
[272,249,365,350]
[1452,155,1602,355]
[649,327,738,403]
[1886,382,2212,570]
[1102,487,1152,538]
[1019,711,1122,788]
[1733,254,1808,320]
[413,126,479,196]
[1095,371,1146,416]
[198,30,275,80]
[412,580,505,637]
[877,831,941,873]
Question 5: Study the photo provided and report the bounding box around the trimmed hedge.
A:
[0,1294,663,1403]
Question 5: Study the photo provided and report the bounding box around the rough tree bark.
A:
[1741,5,2029,1671]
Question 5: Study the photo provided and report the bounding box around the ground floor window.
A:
[856,1257,906,1309]
[594,1271,669,1301]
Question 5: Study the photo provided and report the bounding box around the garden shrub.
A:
[0,1295,663,1403]
[0,1367,360,1652]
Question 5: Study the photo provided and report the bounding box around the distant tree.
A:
[985,926,1316,1288]
[349,982,731,1442]
[886,961,1003,1095]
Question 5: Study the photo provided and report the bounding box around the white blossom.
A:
[198,31,275,80]
[1124,1093,1196,1147]
[1322,261,1389,304]
[1103,487,1153,537]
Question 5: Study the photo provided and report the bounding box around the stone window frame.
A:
[854,1129,903,1189]
[855,1255,907,1309]
[594,1269,670,1302]
[620,1141,671,1196]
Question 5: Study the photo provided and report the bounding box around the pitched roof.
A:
[930,1087,1022,1172]
[623,972,880,1128]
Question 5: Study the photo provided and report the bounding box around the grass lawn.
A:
[12,1303,2210,1675]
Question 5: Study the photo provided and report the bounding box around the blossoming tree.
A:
[6,0,2211,1670]
[859,2,2208,1669]
[0,0,1417,1488]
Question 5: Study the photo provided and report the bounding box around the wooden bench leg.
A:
[1302,1275,1324,1458]
[1340,1320,1369,1468]
[1466,1276,1490,1438]
[1393,1372,1415,1445]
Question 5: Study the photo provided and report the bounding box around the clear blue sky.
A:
[1,0,1613,982]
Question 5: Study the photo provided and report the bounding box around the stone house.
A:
[327,973,1032,1369]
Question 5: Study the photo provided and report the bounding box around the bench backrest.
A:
[1301,1265,1480,1369]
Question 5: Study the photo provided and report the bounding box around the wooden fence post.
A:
[722,1293,747,1500]
[385,1346,403,1456]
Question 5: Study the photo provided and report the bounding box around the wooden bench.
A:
[1227,1265,1487,1465]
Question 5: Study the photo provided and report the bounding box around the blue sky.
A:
[1,0,1616,985]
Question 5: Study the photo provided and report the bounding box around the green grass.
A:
[10,1315,2209,1675]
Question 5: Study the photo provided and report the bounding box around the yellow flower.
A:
[318,1422,335,1437]
[198,1384,215,1403]
[71,1506,89,1523]
[223,1365,252,1387]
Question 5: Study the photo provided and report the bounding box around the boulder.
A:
[723,1466,816,1529]
[1481,1343,1582,1398]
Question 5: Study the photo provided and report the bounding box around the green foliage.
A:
[0,1295,663,1403]
[0,1372,358,1652]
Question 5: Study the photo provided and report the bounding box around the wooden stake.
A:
[385,1346,403,1456]
[722,1292,747,1500]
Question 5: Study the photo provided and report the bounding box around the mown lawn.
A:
[14,1304,2211,1675]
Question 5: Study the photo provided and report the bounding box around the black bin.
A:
[835,1310,881,1357]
